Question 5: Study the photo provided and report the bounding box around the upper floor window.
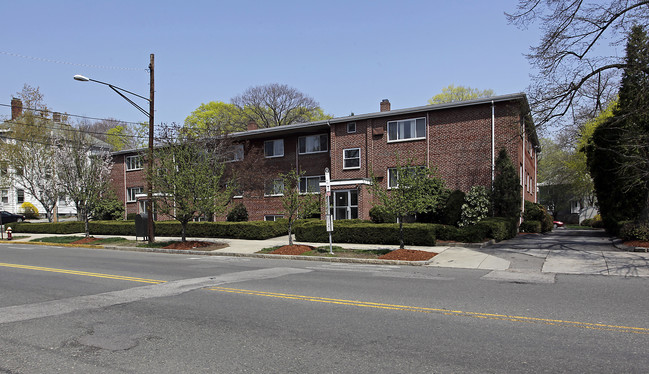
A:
[343,148,361,169]
[126,155,143,171]
[264,179,284,196]
[387,118,426,142]
[298,134,328,154]
[347,122,356,133]
[1,190,8,204]
[264,139,284,158]
[16,189,24,204]
[224,144,244,162]
[299,175,325,194]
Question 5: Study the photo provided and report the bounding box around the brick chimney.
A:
[247,120,258,131]
[11,98,22,120]
[380,99,391,112]
[52,112,61,123]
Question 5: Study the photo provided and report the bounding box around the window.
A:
[347,122,356,133]
[127,187,143,202]
[387,118,426,142]
[387,166,422,189]
[343,148,361,169]
[264,179,284,196]
[264,139,284,158]
[126,155,142,171]
[0,162,7,177]
[298,134,328,154]
[17,189,24,204]
[224,144,244,162]
[1,190,8,204]
[299,175,325,194]
[264,215,284,221]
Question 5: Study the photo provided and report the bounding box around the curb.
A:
[0,240,106,249]
[611,238,649,253]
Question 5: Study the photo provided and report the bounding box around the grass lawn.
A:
[30,236,131,245]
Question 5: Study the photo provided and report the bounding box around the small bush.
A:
[127,213,137,220]
[520,220,542,233]
[21,202,39,219]
[581,218,593,226]
[369,206,396,223]
[619,222,649,242]
[294,220,436,246]
[91,198,125,220]
[459,186,490,227]
[441,189,466,226]
[477,217,518,241]
[226,202,249,222]
[454,224,490,243]
[523,201,553,232]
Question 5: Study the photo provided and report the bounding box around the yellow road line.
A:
[209,286,649,335]
[0,262,164,284]
[2,261,646,335]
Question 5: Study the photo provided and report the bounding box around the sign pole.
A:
[324,168,333,255]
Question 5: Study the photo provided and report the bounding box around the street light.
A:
[74,54,155,244]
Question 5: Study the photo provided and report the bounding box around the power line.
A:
[0,51,145,71]
[0,103,146,126]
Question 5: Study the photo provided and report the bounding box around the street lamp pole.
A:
[73,53,156,243]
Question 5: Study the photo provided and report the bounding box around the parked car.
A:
[0,211,25,223]
[553,220,564,228]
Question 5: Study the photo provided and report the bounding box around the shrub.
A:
[454,224,490,243]
[91,198,125,220]
[580,218,593,226]
[459,186,490,227]
[619,222,649,242]
[520,220,542,233]
[477,217,518,241]
[226,202,249,222]
[295,220,436,246]
[127,213,137,220]
[20,202,39,219]
[440,189,465,226]
[523,201,553,233]
[369,206,396,223]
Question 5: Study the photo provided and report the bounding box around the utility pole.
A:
[147,53,155,243]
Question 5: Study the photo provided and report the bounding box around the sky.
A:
[1,0,541,129]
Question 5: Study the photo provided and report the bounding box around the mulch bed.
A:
[269,245,314,255]
[624,240,649,248]
[71,237,101,245]
[378,248,437,261]
[162,241,228,251]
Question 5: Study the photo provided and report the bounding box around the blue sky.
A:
[2,0,540,127]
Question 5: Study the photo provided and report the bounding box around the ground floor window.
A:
[264,215,284,221]
[1,190,8,204]
[329,189,358,220]
[127,187,144,202]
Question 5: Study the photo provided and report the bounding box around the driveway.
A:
[478,229,649,277]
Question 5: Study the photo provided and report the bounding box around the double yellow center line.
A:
[2,261,648,335]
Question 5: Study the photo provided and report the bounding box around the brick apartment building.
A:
[110,93,539,221]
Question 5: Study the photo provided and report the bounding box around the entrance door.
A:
[331,189,358,220]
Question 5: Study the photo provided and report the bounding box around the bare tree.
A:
[231,83,325,128]
[507,0,649,129]
[55,131,114,237]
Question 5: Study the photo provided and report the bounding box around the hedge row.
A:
[294,217,518,245]
[8,220,287,240]
[294,220,436,246]
[519,220,542,233]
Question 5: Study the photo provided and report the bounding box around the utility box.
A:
[135,213,149,241]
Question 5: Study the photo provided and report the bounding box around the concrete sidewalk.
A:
[5,232,649,277]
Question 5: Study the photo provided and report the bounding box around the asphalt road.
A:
[1,240,648,373]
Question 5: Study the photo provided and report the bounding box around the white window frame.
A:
[16,189,24,204]
[387,166,422,189]
[1,189,8,204]
[264,179,284,197]
[127,187,144,203]
[264,215,284,222]
[387,117,426,142]
[126,155,143,171]
[343,148,361,170]
[264,139,284,158]
[298,134,328,155]
[347,122,356,133]
[299,175,325,194]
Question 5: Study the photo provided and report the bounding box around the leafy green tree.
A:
[492,149,521,219]
[148,125,233,241]
[587,25,649,225]
[428,84,495,105]
[90,190,125,220]
[232,83,331,128]
[183,101,248,135]
[370,158,446,249]
[278,169,320,246]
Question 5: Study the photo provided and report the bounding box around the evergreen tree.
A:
[492,149,521,219]
[587,25,649,226]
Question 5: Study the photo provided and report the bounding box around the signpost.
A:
[324,168,333,255]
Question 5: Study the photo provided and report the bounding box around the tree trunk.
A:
[84,210,90,238]
[181,220,188,242]
[288,218,293,246]
[398,215,404,249]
